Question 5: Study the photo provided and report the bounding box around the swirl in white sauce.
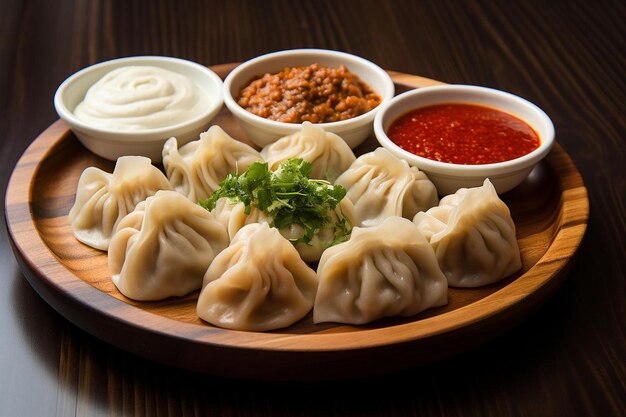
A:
[74,66,210,131]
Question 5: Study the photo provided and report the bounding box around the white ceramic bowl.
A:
[223,48,395,149]
[54,56,224,163]
[374,85,555,195]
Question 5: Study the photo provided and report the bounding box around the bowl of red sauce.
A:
[373,85,555,195]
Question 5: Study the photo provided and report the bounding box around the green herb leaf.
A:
[198,158,351,246]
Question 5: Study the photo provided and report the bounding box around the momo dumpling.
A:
[210,197,272,240]
[108,190,229,301]
[69,156,172,250]
[276,197,357,263]
[413,179,521,288]
[261,122,356,182]
[162,125,262,202]
[314,216,448,325]
[204,158,357,263]
[210,196,356,263]
[197,223,318,331]
[335,147,438,227]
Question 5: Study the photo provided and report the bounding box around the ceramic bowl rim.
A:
[53,55,224,141]
[373,84,555,176]
[223,48,395,131]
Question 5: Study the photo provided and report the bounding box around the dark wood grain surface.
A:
[1,0,624,416]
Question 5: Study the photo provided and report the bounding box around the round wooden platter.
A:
[5,64,589,381]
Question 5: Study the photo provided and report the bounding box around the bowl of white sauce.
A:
[54,56,224,162]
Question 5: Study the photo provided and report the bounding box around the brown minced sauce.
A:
[236,64,382,123]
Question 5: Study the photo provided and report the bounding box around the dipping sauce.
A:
[74,66,210,131]
[237,63,381,124]
[387,103,540,164]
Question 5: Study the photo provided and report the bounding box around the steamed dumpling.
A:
[276,197,357,263]
[162,125,262,202]
[314,216,448,325]
[335,147,438,227]
[210,197,272,241]
[108,190,229,301]
[260,122,356,182]
[413,179,521,288]
[69,156,172,250]
[210,196,356,262]
[197,223,318,331]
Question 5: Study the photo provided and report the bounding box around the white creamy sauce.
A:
[74,66,210,130]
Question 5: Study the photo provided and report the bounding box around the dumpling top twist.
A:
[69,156,172,250]
[335,147,438,227]
[413,178,521,287]
[108,190,229,301]
[314,216,448,325]
[197,223,318,331]
[162,125,262,202]
[261,121,356,182]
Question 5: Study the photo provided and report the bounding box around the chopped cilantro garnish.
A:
[199,158,351,245]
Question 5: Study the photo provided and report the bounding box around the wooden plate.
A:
[5,64,589,380]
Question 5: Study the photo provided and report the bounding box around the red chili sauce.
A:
[387,103,540,165]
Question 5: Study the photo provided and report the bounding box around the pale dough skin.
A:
[162,125,262,202]
[314,216,448,325]
[413,179,522,287]
[335,147,439,227]
[261,121,356,183]
[108,190,229,301]
[197,223,318,331]
[69,156,172,251]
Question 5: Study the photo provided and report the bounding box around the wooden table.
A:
[1,1,624,416]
